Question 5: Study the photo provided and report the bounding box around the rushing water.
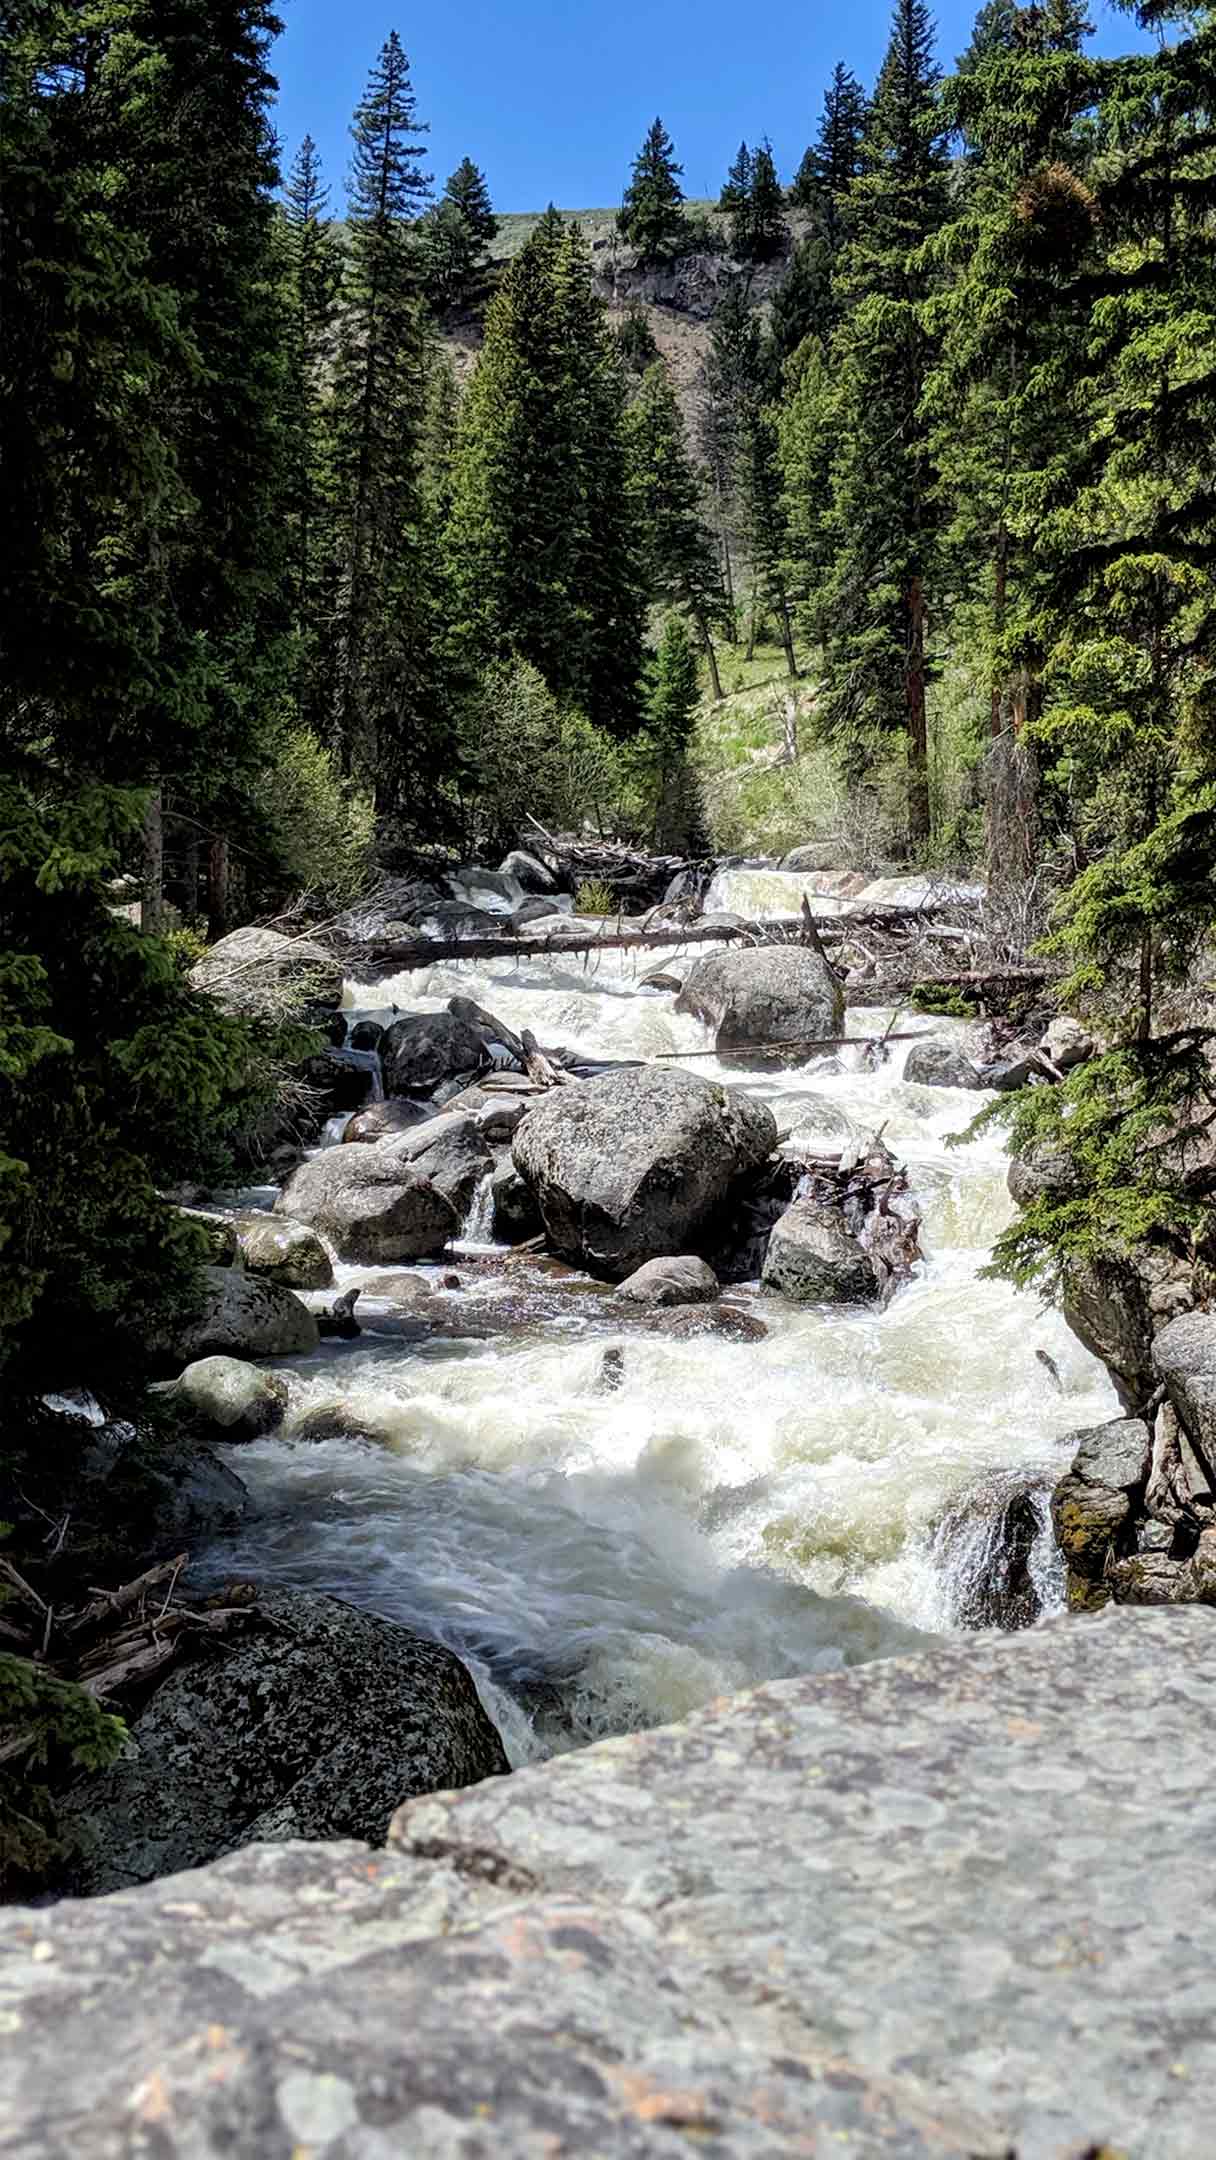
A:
[199,934,1116,1765]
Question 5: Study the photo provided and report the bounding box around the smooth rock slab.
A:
[5,1610,1215,2157]
[615,1255,720,1306]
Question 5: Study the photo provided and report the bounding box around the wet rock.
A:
[512,1067,776,1280]
[932,1474,1057,1631]
[500,848,557,894]
[616,1255,720,1307]
[167,1355,287,1442]
[644,1302,769,1342]
[511,896,561,930]
[298,1045,379,1116]
[1051,1416,1152,1611]
[13,1416,250,1578]
[903,1039,983,1090]
[344,1096,435,1144]
[443,1084,531,1140]
[676,944,844,1065]
[978,1044,1044,1090]
[178,1207,239,1264]
[277,1146,457,1264]
[1152,1312,1216,1466]
[190,925,343,1014]
[1105,1531,1216,1607]
[348,1018,386,1052]
[761,1199,878,1305]
[55,1589,509,1896]
[1060,1246,1193,1411]
[233,1212,332,1289]
[381,1010,487,1095]
[380,1110,494,1216]
[1039,1014,1096,1070]
[491,1159,542,1244]
[596,1345,626,1391]
[156,1266,319,1366]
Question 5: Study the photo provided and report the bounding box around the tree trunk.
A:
[182,839,200,920]
[778,590,798,681]
[905,575,930,846]
[140,786,164,933]
[207,835,229,942]
[697,615,723,703]
[782,693,798,762]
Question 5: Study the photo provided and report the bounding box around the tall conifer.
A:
[618,118,687,264]
[627,361,731,699]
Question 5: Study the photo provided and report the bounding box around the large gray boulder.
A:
[903,1038,983,1090]
[380,1110,494,1215]
[1059,1245,1192,1410]
[490,1158,542,1243]
[381,1011,486,1095]
[54,1590,509,1896]
[676,944,844,1064]
[8,1610,1216,2159]
[1050,1416,1152,1612]
[500,847,557,893]
[615,1255,720,1306]
[277,1144,457,1263]
[1153,1311,1216,1462]
[159,1266,318,1365]
[343,1096,434,1144]
[190,925,343,1014]
[762,1199,879,1303]
[512,1068,776,1279]
[780,840,842,872]
[234,1211,333,1289]
[167,1355,287,1441]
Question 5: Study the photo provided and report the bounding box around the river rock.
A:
[1152,1312,1216,1464]
[55,1417,250,1574]
[512,1068,776,1279]
[1060,1245,1193,1410]
[190,925,343,1014]
[761,1199,879,1304]
[780,840,841,872]
[491,1159,542,1243]
[277,1146,457,1264]
[178,1207,239,1264]
[978,1043,1045,1090]
[931,1473,1056,1631]
[157,1266,319,1365]
[9,1610,1216,2158]
[444,1086,531,1141]
[615,1255,720,1306]
[903,1038,983,1090]
[1039,1014,1096,1070]
[381,1010,487,1095]
[500,848,557,893]
[1051,1415,1152,1611]
[233,1212,332,1289]
[54,1590,509,1896]
[348,1017,385,1051]
[643,1302,769,1342]
[380,1111,494,1215]
[344,1096,434,1144]
[675,945,844,1064]
[167,1355,287,1441]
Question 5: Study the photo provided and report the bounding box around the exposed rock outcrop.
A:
[277,1145,457,1263]
[1051,1416,1153,1611]
[6,1610,1214,2159]
[54,1590,509,1896]
[512,1067,776,1279]
[675,943,844,1064]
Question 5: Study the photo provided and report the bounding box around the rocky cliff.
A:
[4,1606,1212,2157]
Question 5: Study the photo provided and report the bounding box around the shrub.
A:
[249,724,376,910]
[575,878,618,916]
[460,661,640,851]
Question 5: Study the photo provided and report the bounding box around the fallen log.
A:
[844,966,1049,1000]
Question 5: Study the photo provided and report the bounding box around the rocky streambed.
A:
[145,904,1121,1784]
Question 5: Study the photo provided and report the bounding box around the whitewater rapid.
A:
[200,917,1117,1764]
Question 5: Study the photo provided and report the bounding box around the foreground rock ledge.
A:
[3,1609,1213,2158]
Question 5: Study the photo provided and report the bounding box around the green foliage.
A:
[616,304,661,377]
[635,616,709,851]
[423,161,498,312]
[0,779,275,1393]
[618,118,687,264]
[975,1034,1216,1291]
[281,133,344,739]
[0,1652,125,1890]
[576,878,619,916]
[446,213,645,738]
[626,362,731,667]
[251,725,376,907]
[458,662,635,854]
[720,139,787,263]
[790,61,869,235]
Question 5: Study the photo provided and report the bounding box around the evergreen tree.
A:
[815,0,951,842]
[640,616,709,850]
[956,0,1019,71]
[616,302,661,377]
[741,402,799,678]
[719,141,755,256]
[767,239,835,372]
[627,361,732,700]
[790,63,870,243]
[446,212,645,735]
[747,141,787,263]
[281,134,343,734]
[776,335,840,651]
[618,117,687,264]
[326,32,452,816]
[444,156,498,245]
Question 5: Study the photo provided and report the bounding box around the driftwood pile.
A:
[0,1553,257,1763]
[795,1130,924,1298]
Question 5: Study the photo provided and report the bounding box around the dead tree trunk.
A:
[140,785,164,933]
[207,835,230,942]
[906,574,930,847]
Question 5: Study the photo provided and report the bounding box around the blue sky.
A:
[271,0,1144,214]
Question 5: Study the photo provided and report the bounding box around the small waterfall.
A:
[320,1113,354,1147]
[458,1168,497,1249]
[930,1472,1065,1632]
[326,1044,384,1103]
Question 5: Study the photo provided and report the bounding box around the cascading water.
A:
[196,927,1117,1765]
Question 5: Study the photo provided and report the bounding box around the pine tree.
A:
[640,616,709,850]
[444,156,498,245]
[618,117,687,264]
[446,213,645,735]
[776,336,840,652]
[790,63,868,244]
[627,361,732,699]
[719,142,756,257]
[326,32,452,815]
[815,0,951,842]
[767,239,835,372]
[616,302,661,377]
[281,135,343,733]
[747,141,787,263]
